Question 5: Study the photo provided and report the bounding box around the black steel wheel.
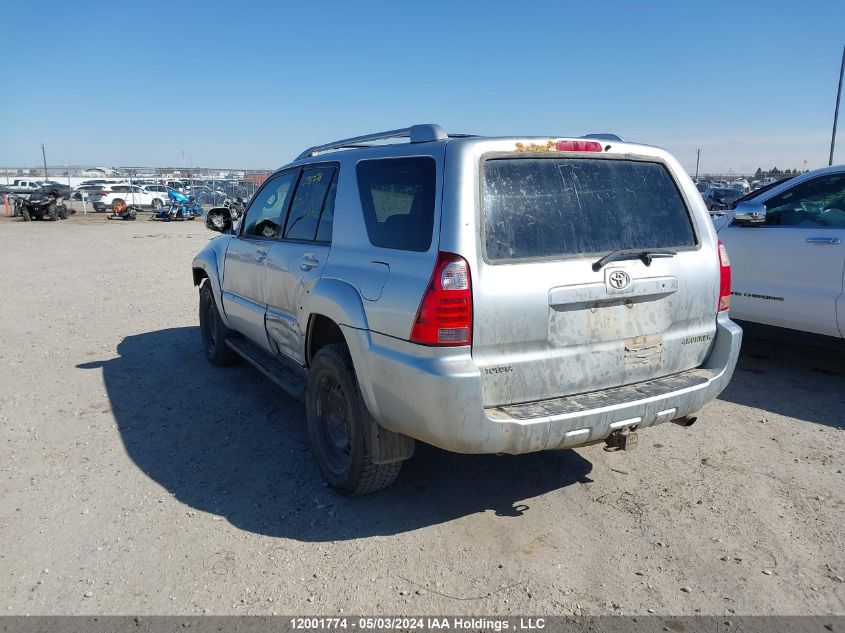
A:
[198,282,240,366]
[306,343,401,495]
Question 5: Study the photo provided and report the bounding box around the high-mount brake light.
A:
[718,241,731,312]
[410,252,473,346]
[555,140,603,152]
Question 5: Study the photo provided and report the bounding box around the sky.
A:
[1,0,844,175]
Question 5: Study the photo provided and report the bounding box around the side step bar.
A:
[225,338,306,401]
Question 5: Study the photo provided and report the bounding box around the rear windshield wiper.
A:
[592,248,677,272]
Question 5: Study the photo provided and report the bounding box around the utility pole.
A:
[41,143,48,180]
[830,44,845,166]
[695,149,701,180]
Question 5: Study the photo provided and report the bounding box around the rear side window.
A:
[482,158,697,262]
[356,157,436,252]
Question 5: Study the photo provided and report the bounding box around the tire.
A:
[152,198,163,210]
[306,343,402,495]
[198,282,240,366]
[58,206,69,220]
[112,198,124,212]
[20,208,31,221]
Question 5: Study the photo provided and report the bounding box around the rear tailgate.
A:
[470,149,719,408]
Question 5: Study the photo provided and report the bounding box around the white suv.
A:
[88,184,168,212]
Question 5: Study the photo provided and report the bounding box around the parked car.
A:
[144,184,176,200]
[87,184,168,212]
[35,181,72,199]
[695,179,712,193]
[188,185,225,205]
[715,164,845,338]
[192,124,741,494]
[71,184,107,201]
[729,178,750,193]
[702,186,743,211]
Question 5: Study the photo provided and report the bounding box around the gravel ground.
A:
[0,213,843,616]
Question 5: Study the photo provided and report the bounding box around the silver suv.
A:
[192,124,742,494]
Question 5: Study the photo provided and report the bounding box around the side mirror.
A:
[733,201,767,226]
[206,207,233,233]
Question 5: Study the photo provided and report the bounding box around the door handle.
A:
[806,237,841,245]
[300,254,320,271]
[254,249,267,262]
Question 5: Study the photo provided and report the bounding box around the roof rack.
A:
[296,124,448,160]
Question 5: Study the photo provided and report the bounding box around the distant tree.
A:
[754,167,763,179]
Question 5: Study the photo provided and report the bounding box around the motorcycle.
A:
[149,190,203,221]
[223,196,246,221]
[11,186,71,221]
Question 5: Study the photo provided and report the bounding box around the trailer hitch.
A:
[604,427,639,452]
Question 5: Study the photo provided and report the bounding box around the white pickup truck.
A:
[6,180,42,198]
[716,165,845,338]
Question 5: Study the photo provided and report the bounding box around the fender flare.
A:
[307,277,370,332]
[307,278,386,420]
[191,236,233,329]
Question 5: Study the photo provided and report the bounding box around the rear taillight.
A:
[718,240,731,312]
[410,252,472,346]
[555,139,603,152]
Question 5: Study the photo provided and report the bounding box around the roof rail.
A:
[581,133,623,141]
[296,124,448,160]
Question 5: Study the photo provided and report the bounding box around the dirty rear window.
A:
[482,158,697,262]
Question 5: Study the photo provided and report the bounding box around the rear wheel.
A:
[152,198,163,209]
[199,282,240,366]
[306,343,402,495]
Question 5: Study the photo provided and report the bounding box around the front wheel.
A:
[20,207,31,221]
[199,282,240,366]
[306,343,402,495]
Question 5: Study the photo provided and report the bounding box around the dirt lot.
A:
[0,213,843,616]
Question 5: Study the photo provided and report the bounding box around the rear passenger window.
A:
[356,157,435,252]
[284,166,335,241]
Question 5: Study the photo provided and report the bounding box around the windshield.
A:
[482,158,697,262]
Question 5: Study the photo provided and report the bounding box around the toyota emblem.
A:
[608,270,631,290]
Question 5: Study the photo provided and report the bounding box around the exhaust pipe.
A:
[671,416,697,428]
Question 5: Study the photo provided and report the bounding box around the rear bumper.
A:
[349,314,742,454]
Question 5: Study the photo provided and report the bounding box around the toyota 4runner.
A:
[192,124,742,494]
